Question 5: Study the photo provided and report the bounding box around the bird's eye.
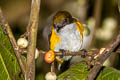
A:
[64,18,67,23]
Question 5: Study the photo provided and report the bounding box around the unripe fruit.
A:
[17,38,28,48]
[45,72,57,80]
[35,48,39,59]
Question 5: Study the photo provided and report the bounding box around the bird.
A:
[48,11,84,70]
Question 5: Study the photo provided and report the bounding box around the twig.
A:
[26,0,40,80]
[20,48,120,58]
[86,33,120,80]
[0,8,26,75]
[39,49,98,56]
[51,62,55,72]
[39,48,120,56]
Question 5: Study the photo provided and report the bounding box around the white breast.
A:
[54,23,83,52]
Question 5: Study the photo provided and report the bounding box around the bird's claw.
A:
[81,49,88,58]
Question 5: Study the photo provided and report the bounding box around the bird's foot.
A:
[81,49,88,58]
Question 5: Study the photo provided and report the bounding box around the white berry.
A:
[45,72,57,80]
[35,48,39,59]
[17,38,28,48]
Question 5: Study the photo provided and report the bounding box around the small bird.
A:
[48,11,84,70]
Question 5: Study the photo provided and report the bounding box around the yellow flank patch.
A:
[50,26,61,50]
[75,22,84,35]
[75,22,84,42]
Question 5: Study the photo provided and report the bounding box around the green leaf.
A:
[58,62,89,80]
[58,62,120,80]
[0,26,24,80]
[97,67,120,80]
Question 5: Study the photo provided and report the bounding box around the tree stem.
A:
[26,0,40,80]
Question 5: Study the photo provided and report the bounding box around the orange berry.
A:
[44,50,55,63]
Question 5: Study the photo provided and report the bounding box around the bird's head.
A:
[53,11,74,32]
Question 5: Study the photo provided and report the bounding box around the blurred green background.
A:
[0,0,120,80]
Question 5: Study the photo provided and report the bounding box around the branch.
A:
[39,49,98,56]
[38,48,120,57]
[0,8,26,75]
[86,32,120,80]
[26,0,41,80]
